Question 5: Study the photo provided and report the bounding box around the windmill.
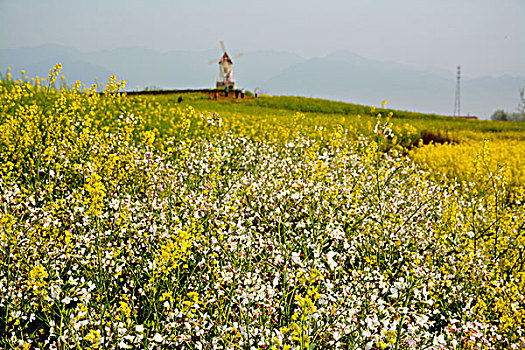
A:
[208,41,243,90]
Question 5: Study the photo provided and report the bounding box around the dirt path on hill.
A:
[123,88,253,101]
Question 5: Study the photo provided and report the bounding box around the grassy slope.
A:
[149,93,525,141]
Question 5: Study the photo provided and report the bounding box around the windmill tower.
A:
[208,41,243,90]
[454,65,461,116]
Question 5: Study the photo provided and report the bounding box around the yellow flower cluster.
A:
[410,139,525,193]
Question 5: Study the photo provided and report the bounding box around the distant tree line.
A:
[491,88,525,121]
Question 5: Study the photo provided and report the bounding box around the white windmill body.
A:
[208,41,242,90]
[219,53,233,86]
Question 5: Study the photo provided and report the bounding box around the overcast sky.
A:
[1,0,524,78]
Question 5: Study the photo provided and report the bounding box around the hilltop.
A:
[1,43,524,118]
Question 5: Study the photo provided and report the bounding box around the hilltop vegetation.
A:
[1,68,524,349]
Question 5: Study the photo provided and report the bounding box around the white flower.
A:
[329,226,345,240]
[50,285,61,300]
[415,314,429,327]
[327,251,338,270]
[272,272,280,288]
[291,252,301,265]
[326,281,334,291]
[119,340,132,349]
[153,333,163,343]
[135,325,144,333]
[433,333,446,346]
[222,270,234,282]
[109,198,120,210]
[390,287,398,299]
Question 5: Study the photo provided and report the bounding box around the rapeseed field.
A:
[1,66,524,349]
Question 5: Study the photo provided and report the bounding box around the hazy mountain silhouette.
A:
[261,51,524,118]
[0,44,113,85]
[1,44,523,118]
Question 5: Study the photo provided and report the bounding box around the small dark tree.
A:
[491,109,508,121]
[490,88,525,122]
[518,87,525,118]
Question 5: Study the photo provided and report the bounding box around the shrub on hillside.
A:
[415,129,458,146]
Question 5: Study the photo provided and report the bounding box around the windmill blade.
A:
[208,58,220,65]
[220,41,226,53]
[231,53,243,60]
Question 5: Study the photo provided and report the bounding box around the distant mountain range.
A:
[1,43,524,119]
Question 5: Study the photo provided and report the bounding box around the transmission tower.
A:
[453,65,461,116]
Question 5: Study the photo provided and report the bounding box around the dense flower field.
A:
[180,94,525,191]
[1,66,525,349]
